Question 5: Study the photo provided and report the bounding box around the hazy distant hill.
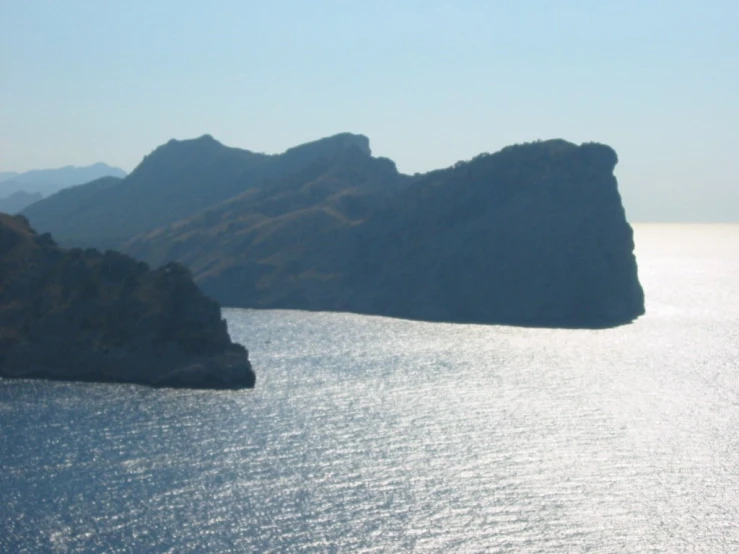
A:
[23,133,372,249]
[0,163,127,197]
[25,133,645,327]
[0,191,43,214]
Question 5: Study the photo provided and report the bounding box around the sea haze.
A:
[1,224,738,553]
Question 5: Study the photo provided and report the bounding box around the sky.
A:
[1,0,737,221]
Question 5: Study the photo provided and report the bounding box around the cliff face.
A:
[0,214,255,388]
[332,141,645,327]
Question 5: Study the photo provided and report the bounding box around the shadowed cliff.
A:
[333,140,644,327]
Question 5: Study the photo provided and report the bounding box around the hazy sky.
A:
[1,1,737,221]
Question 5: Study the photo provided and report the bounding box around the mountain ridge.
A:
[23,133,645,328]
[0,163,128,214]
[23,133,374,249]
[0,163,127,195]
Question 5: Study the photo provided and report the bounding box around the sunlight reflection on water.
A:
[1,224,738,552]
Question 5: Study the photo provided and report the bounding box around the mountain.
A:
[0,213,255,389]
[23,133,371,250]
[125,145,409,302]
[25,133,645,328]
[0,163,127,197]
[0,191,43,214]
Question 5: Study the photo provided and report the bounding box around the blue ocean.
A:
[1,224,738,553]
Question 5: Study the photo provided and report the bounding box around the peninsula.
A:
[24,134,645,328]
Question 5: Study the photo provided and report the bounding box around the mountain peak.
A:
[280,133,371,169]
[132,135,241,178]
[163,134,224,149]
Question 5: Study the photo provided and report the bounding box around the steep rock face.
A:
[124,138,644,328]
[334,141,644,327]
[0,214,255,388]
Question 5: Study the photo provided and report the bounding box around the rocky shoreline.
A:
[0,214,255,389]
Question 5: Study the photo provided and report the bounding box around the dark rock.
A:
[0,214,255,389]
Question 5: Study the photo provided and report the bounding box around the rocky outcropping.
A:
[328,140,645,327]
[0,213,255,388]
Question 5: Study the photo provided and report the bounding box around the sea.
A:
[1,224,738,553]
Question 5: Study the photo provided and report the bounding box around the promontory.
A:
[23,134,645,328]
[0,213,255,388]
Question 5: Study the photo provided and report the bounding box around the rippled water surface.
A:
[1,224,738,553]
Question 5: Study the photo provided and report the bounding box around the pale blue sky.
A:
[1,0,737,220]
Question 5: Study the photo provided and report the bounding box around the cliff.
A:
[332,140,645,327]
[0,214,255,388]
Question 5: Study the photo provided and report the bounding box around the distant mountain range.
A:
[22,133,645,328]
[0,163,127,213]
[0,171,19,182]
[0,191,43,214]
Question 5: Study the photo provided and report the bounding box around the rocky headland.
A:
[24,134,645,328]
[0,213,255,388]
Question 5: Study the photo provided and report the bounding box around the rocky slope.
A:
[125,145,409,308]
[0,214,255,388]
[23,133,371,250]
